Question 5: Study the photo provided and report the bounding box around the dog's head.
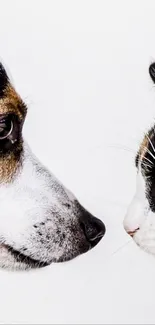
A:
[123,62,155,255]
[0,63,106,270]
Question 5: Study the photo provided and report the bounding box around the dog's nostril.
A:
[80,216,106,248]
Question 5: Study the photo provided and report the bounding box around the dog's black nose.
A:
[80,210,106,247]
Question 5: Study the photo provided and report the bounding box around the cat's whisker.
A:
[141,162,152,169]
[143,156,154,165]
[140,145,155,160]
[108,144,137,155]
[110,239,132,257]
[146,133,155,153]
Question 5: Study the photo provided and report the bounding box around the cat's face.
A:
[124,63,155,255]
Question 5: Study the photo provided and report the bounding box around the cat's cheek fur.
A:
[134,210,155,255]
[124,168,155,255]
[124,169,149,233]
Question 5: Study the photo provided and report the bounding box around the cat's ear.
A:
[149,62,155,83]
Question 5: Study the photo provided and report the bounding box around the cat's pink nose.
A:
[127,228,140,237]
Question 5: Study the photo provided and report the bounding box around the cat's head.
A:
[123,62,155,255]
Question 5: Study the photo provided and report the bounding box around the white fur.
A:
[124,167,155,255]
[0,140,90,269]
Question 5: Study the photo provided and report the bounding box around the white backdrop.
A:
[0,0,155,323]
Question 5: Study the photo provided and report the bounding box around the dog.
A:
[0,63,106,270]
[123,62,155,255]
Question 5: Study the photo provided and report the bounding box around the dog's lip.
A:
[2,244,48,269]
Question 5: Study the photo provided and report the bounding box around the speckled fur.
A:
[0,142,90,269]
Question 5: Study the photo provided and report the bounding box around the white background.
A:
[0,0,155,323]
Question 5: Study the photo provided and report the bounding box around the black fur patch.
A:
[0,113,23,156]
[141,128,155,211]
[135,152,139,167]
[149,62,155,83]
[7,245,48,269]
[0,63,9,97]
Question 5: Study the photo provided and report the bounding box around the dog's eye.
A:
[0,117,13,140]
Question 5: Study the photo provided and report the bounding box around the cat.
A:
[124,62,155,255]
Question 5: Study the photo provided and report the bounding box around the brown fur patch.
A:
[0,83,26,182]
[139,135,149,161]
[0,84,27,119]
[0,151,22,183]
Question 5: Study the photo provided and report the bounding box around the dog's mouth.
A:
[1,244,48,270]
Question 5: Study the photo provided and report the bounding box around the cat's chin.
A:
[124,206,155,257]
[132,227,155,256]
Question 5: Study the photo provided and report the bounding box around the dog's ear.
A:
[149,62,155,83]
[0,62,27,120]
